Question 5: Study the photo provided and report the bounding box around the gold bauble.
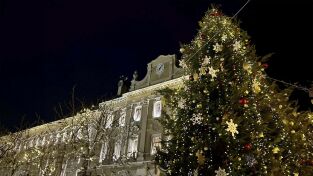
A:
[193,73,199,81]
[196,150,205,165]
[243,62,252,74]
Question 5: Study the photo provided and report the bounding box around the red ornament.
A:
[210,11,222,16]
[244,143,252,151]
[239,98,249,105]
[262,63,269,69]
[200,34,207,40]
[189,75,194,81]
[300,160,313,166]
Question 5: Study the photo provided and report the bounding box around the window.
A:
[62,131,68,143]
[35,137,41,147]
[41,136,46,146]
[49,134,54,145]
[55,133,61,144]
[133,106,142,121]
[151,134,162,155]
[88,125,96,142]
[77,129,83,140]
[153,100,162,118]
[127,135,138,158]
[29,139,34,148]
[60,159,68,176]
[119,110,126,127]
[105,114,114,129]
[113,141,121,161]
[99,142,108,163]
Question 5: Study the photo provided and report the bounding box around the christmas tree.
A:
[156,7,313,176]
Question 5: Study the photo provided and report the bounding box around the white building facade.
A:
[0,55,184,176]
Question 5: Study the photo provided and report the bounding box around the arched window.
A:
[113,141,122,161]
[133,106,142,121]
[119,109,126,127]
[62,131,68,143]
[35,137,41,147]
[77,128,83,140]
[29,138,34,148]
[55,133,61,144]
[41,136,46,146]
[153,100,162,118]
[99,142,108,163]
[105,114,114,129]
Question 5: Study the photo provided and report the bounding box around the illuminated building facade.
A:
[0,55,184,176]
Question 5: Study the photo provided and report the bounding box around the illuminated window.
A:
[55,133,61,144]
[77,129,83,140]
[113,141,121,161]
[35,137,41,147]
[151,134,162,155]
[133,106,142,121]
[105,114,114,129]
[153,100,162,118]
[88,125,96,142]
[119,110,126,127]
[62,131,68,143]
[127,135,138,158]
[41,136,46,146]
[99,142,108,163]
[29,139,34,148]
[49,134,54,144]
[60,159,68,176]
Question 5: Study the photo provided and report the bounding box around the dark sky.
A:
[0,0,312,130]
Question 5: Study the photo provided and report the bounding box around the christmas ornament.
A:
[244,143,252,151]
[196,150,205,165]
[202,56,210,66]
[191,113,203,125]
[226,119,239,138]
[179,59,187,68]
[239,98,249,105]
[243,62,252,74]
[200,34,207,40]
[189,75,194,81]
[215,167,228,176]
[210,11,222,17]
[262,63,269,69]
[233,41,241,51]
[221,34,227,42]
[199,67,207,76]
[258,132,264,138]
[245,155,257,167]
[193,73,199,81]
[179,48,185,53]
[272,146,280,154]
[213,43,223,53]
[252,78,261,94]
[208,66,218,79]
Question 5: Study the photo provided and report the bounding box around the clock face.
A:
[156,63,165,75]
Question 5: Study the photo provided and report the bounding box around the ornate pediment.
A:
[129,55,184,91]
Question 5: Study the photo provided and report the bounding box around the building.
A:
[0,55,184,176]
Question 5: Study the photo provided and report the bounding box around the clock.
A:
[156,63,165,75]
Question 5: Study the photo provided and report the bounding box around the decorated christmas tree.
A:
[156,7,313,176]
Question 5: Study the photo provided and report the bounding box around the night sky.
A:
[0,0,312,131]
